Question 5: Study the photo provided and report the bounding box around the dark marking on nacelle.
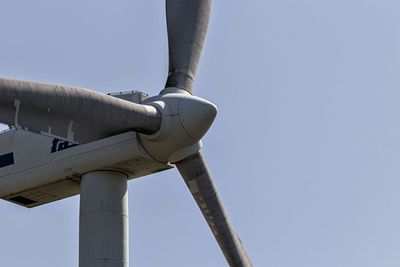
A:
[51,138,78,153]
[0,152,14,168]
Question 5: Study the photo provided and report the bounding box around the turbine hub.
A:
[138,88,217,163]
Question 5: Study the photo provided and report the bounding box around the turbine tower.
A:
[0,1,252,266]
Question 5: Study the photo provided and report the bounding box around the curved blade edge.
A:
[0,78,161,143]
[176,152,253,267]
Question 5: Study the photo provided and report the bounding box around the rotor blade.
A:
[164,0,212,94]
[0,78,161,143]
[176,152,253,267]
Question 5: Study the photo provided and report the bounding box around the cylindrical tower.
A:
[79,171,129,267]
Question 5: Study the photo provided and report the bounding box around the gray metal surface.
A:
[139,89,217,163]
[0,78,161,143]
[0,130,172,207]
[176,152,253,267]
[164,0,212,94]
[80,171,129,267]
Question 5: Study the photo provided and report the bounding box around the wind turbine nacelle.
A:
[0,129,171,208]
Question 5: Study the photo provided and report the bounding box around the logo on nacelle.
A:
[51,138,78,153]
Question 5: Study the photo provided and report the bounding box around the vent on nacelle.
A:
[9,196,37,205]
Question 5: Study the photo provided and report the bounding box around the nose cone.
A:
[178,95,217,141]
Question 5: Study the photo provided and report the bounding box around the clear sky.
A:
[0,0,399,266]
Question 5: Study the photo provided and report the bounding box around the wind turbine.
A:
[0,0,252,266]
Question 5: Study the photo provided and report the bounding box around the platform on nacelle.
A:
[0,129,172,208]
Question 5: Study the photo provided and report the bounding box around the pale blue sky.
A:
[1,1,400,266]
